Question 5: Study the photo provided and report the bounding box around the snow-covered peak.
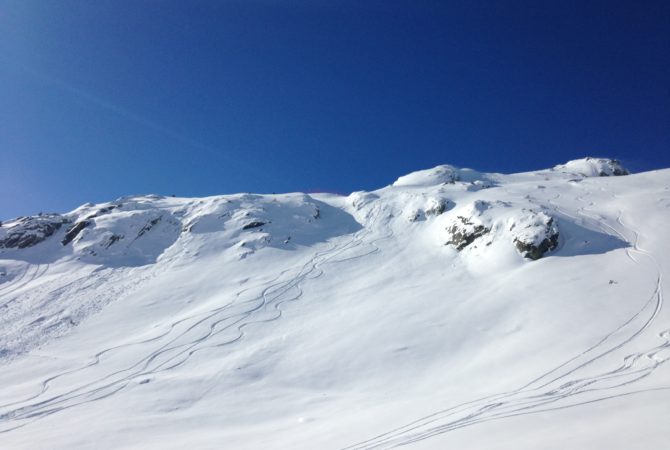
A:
[552,157,629,177]
[0,193,359,267]
[392,164,492,188]
[0,159,668,450]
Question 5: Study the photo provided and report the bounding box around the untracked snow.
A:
[0,158,669,449]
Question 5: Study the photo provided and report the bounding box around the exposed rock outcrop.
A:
[425,198,451,216]
[0,214,70,249]
[553,158,629,177]
[242,221,267,230]
[137,217,161,237]
[445,216,490,251]
[510,211,559,260]
[61,220,91,246]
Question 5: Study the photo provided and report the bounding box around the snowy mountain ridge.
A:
[1,157,669,449]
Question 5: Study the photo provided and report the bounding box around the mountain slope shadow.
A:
[552,217,630,257]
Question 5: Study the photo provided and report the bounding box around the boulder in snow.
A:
[425,198,451,216]
[445,216,490,251]
[510,211,559,260]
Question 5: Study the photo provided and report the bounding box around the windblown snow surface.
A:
[1,158,669,449]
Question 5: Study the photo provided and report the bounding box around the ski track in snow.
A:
[2,164,669,448]
[0,263,164,363]
[343,186,669,449]
[0,204,393,433]
[0,264,49,308]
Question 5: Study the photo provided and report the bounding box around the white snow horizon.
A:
[1,157,669,449]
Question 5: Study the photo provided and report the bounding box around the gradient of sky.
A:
[1,0,668,220]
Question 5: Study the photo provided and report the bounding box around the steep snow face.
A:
[66,201,183,267]
[181,193,360,255]
[0,194,359,267]
[2,158,670,450]
[552,157,630,177]
[0,193,360,356]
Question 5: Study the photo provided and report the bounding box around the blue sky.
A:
[1,0,668,220]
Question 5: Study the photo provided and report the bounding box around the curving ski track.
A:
[0,205,392,434]
[0,264,49,308]
[343,187,669,449]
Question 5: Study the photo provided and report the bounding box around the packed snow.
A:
[0,158,669,449]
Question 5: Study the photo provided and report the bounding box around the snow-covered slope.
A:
[1,158,669,449]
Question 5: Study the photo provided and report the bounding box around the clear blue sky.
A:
[1,0,668,220]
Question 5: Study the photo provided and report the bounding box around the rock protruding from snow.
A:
[445,215,490,250]
[553,157,629,177]
[242,221,267,230]
[393,165,492,188]
[425,198,451,216]
[510,211,559,260]
[443,201,559,260]
[0,214,70,249]
[70,207,182,266]
[405,196,454,222]
[61,220,91,246]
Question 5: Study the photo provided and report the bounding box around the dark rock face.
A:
[0,214,70,249]
[602,164,629,176]
[514,233,559,260]
[593,158,630,176]
[137,217,161,238]
[426,199,451,216]
[59,204,120,246]
[446,216,490,251]
[242,221,267,230]
[104,234,123,248]
[86,205,118,219]
[513,218,560,260]
[61,221,91,246]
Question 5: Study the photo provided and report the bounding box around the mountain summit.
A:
[1,158,669,449]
